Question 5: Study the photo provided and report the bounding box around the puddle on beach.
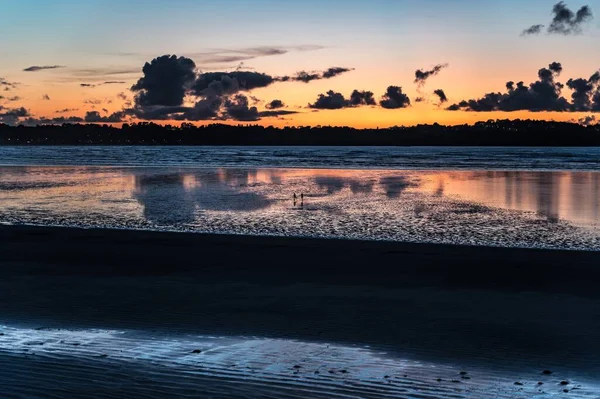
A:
[0,167,599,250]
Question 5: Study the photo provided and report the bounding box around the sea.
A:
[1,146,599,250]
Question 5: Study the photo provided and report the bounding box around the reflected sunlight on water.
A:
[1,167,599,250]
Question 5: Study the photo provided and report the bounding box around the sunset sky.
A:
[1,0,600,127]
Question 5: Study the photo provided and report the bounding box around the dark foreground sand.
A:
[1,225,599,398]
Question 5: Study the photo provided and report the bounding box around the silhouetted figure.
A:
[300,193,304,208]
[293,193,297,207]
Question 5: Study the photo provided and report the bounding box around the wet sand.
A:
[1,225,599,398]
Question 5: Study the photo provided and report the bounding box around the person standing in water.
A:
[293,193,297,206]
[300,193,304,208]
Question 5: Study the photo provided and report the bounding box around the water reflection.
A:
[133,170,276,224]
[1,167,600,248]
[417,171,600,227]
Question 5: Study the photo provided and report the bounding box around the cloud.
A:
[20,116,85,126]
[117,92,128,101]
[5,96,21,102]
[23,65,65,72]
[266,99,285,109]
[0,78,18,90]
[223,94,259,121]
[447,62,574,112]
[84,99,103,105]
[80,83,96,88]
[286,67,353,83]
[521,24,546,36]
[579,115,597,125]
[55,108,79,113]
[433,89,448,103]
[566,71,600,111]
[259,110,299,117]
[308,90,349,109]
[308,89,376,110]
[42,94,51,101]
[0,107,30,124]
[84,110,126,123]
[193,71,275,96]
[380,86,411,109]
[349,90,376,106]
[131,55,197,107]
[103,81,126,85]
[523,2,594,36]
[548,2,593,35]
[414,64,449,86]
[185,45,324,66]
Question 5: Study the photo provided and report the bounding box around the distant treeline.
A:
[1,119,599,146]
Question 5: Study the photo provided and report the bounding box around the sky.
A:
[1,0,600,128]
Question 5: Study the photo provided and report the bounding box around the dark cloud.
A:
[23,65,65,72]
[349,90,376,106]
[447,62,573,112]
[521,24,545,36]
[414,64,449,86]
[0,78,18,90]
[259,110,299,117]
[42,94,51,101]
[84,110,126,123]
[288,67,353,83]
[567,70,600,111]
[103,81,126,84]
[415,97,426,103]
[380,86,411,109]
[117,92,128,101]
[80,83,96,88]
[309,91,348,110]
[523,2,594,36]
[55,108,79,113]
[433,89,448,103]
[132,55,197,106]
[223,94,260,121]
[0,107,30,124]
[266,99,285,109]
[548,2,593,35]
[308,89,376,110]
[193,71,274,96]
[579,115,597,126]
[21,116,85,126]
[6,96,21,102]
[84,99,102,105]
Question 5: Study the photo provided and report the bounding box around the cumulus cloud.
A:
[380,86,411,109]
[23,65,65,72]
[433,89,448,103]
[308,89,376,109]
[522,2,593,36]
[193,71,275,96]
[0,107,30,124]
[414,64,449,86]
[223,94,260,121]
[548,2,593,35]
[579,115,597,125]
[84,110,126,123]
[266,99,285,109]
[131,55,197,106]
[447,62,574,112]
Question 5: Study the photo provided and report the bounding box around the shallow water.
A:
[0,325,596,398]
[0,166,599,250]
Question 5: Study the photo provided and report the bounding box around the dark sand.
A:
[1,225,599,398]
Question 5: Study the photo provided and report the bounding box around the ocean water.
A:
[1,146,599,250]
[1,146,600,170]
